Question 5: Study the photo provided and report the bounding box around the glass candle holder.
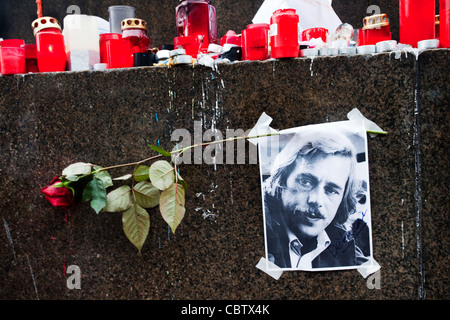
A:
[399,0,435,47]
[176,0,217,52]
[270,9,300,59]
[31,16,66,72]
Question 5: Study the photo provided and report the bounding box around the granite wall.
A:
[0,48,448,300]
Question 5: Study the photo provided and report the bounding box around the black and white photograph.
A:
[259,120,373,271]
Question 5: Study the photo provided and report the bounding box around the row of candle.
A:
[1,0,449,76]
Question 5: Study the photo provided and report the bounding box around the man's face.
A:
[281,153,351,239]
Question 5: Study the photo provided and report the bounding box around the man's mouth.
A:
[294,208,324,221]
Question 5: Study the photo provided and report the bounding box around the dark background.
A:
[0,0,442,47]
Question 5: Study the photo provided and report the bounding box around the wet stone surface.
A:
[0,49,448,300]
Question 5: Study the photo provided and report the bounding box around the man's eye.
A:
[296,178,314,190]
[325,186,340,196]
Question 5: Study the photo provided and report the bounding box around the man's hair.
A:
[263,128,358,224]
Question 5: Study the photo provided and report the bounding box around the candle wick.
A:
[36,0,43,18]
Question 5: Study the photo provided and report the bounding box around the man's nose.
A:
[307,187,324,208]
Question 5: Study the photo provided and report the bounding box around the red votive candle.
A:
[32,17,67,72]
[106,38,133,69]
[100,33,122,64]
[399,0,436,47]
[440,0,450,48]
[242,23,270,61]
[270,9,300,59]
[1,46,26,75]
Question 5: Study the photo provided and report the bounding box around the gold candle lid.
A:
[121,18,147,31]
[31,16,62,36]
[362,13,389,30]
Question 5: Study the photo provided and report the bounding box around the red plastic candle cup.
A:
[121,18,151,55]
[220,30,241,47]
[32,17,67,72]
[399,0,436,47]
[243,24,270,61]
[106,38,133,69]
[100,33,122,63]
[176,0,217,52]
[302,28,329,42]
[23,44,39,73]
[36,32,67,72]
[1,39,25,48]
[440,0,450,48]
[174,36,201,57]
[270,9,300,59]
[359,13,392,45]
[1,46,26,75]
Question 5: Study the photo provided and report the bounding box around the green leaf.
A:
[148,145,172,157]
[94,166,113,188]
[103,185,132,212]
[62,162,92,177]
[133,181,160,209]
[122,203,150,252]
[159,183,186,234]
[82,177,107,214]
[176,171,188,190]
[149,160,175,191]
[134,165,150,182]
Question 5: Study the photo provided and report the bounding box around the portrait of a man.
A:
[259,120,372,271]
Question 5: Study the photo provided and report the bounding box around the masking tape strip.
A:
[357,257,381,278]
[256,257,283,280]
[347,108,387,137]
[247,112,279,146]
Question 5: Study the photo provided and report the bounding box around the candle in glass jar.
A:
[176,0,217,52]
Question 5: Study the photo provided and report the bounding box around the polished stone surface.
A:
[0,49,448,300]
